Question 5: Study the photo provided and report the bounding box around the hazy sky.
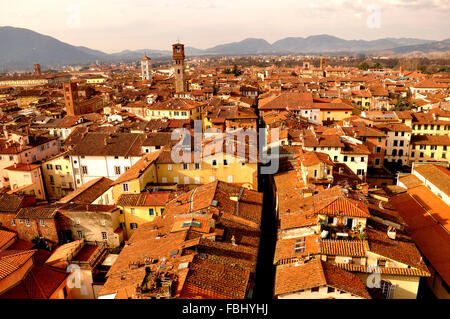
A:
[1,0,449,53]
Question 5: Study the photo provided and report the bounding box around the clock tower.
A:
[172,43,186,93]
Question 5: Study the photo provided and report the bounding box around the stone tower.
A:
[34,64,41,76]
[63,82,79,116]
[320,57,327,70]
[303,58,310,70]
[141,56,152,81]
[172,43,186,93]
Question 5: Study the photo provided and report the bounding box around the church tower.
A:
[303,58,310,70]
[141,56,152,81]
[172,43,186,93]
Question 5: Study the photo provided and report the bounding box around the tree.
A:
[417,65,428,73]
[372,62,383,69]
[232,64,242,76]
[358,62,370,71]
[32,236,50,250]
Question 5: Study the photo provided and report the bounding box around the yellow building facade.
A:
[42,152,74,201]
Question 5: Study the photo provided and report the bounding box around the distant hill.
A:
[204,38,275,54]
[0,26,448,70]
[0,26,102,69]
[388,38,450,54]
[271,35,434,53]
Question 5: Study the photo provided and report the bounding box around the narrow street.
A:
[252,174,277,299]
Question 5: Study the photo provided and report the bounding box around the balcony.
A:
[319,222,368,241]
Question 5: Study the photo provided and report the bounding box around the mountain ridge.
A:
[0,26,448,70]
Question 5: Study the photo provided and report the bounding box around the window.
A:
[377,259,387,268]
[102,232,108,240]
[294,237,305,254]
[195,163,200,170]
[149,208,154,216]
[184,176,190,184]
[333,156,338,162]
[130,223,138,230]
[124,166,130,172]
[212,160,217,166]
[25,219,30,226]
[46,164,53,170]
[311,287,320,292]
[123,183,129,192]
[327,287,335,293]
[195,177,200,184]
[393,140,398,147]
[344,218,354,229]
[75,218,80,225]
[168,164,172,171]
[375,158,380,166]
[115,166,121,175]
[361,157,365,162]
[55,165,62,170]
[357,169,364,176]
[183,164,188,170]
[82,166,88,175]
[343,156,348,162]
[327,256,336,264]
[351,157,355,162]
[40,219,45,226]
[11,219,15,226]
[223,159,228,166]
[77,231,83,239]
[131,208,136,215]
[49,175,54,184]
[376,146,381,153]
[327,217,336,225]
[160,208,164,215]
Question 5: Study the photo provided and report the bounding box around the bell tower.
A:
[303,58,310,70]
[141,56,152,81]
[172,43,186,93]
